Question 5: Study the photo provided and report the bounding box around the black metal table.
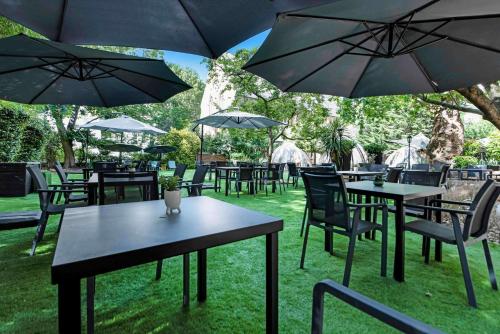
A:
[343,181,445,282]
[51,196,283,333]
[337,170,384,181]
[86,173,158,205]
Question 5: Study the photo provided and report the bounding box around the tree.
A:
[208,49,329,163]
[158,129,200,168]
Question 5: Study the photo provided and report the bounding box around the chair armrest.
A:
[348,203,387,209]
[312,279,444,334]
[61,182,87,187]
[404,203,473,216]
[429,199,472,207]
[180,183,204,188]
[37,189,74,194]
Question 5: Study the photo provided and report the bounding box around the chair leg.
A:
[30,212,48,256]
[300,205,308,237]
[421,236,427,256]
[381,227,388,278]
[424,237,431,264]
[87,276,95,334]
[57,211,65,233]
[300,224,310,269]
[156,260,163,280]
[482,239,498,290]
[343,233,357,287]
[456,239,477,307]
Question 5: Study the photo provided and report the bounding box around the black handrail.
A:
[312,279,444,334]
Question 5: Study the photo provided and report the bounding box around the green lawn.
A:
[0,171,499,333]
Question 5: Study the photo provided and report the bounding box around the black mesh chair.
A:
[411,163,430,171]
[263,164,284,196]
[301,173,388,287]
[287,162,300,188]
[439,164,451,188]
[98,171,158,205]
[25,165,72,255]
[54,161,88,205]
[360,164,388,181]
[386,167,403,183]
[179,165,209,197]
[278,163,287,191]
[231,167,256,198]
[173,163,187,181]
[404,179,499,307]
[93,161,117,173]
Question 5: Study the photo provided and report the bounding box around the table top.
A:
[337,170,385,176]
[52,196,283,283]
[344,181,445,200]
[87,173,154,185]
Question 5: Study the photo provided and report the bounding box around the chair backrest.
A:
[173,163,187,179]
[216,160,228,167]
[287,162,299,177]
[26,165,50,210]
[402,171,441,187]
[358,163,370,171]
[369,164,388,172]
[149,161,159,169]
[189,165,209,196]
[167,160,176,169]
[439,164,451,186]
[464,179,499,239]
[98,171,158,204]
[386,167,403,183]
[278,163,286,177]
[238,167,254,181]
[93,161,117,173]
[302,172,350,230]
[411,163,430,171]
[267,164,280,180]
[54,161,69,183]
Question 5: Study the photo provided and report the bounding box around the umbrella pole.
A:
[200,124,204,165]
[119,133,124,164]
[407,135,412,170]
[85,130,90,167]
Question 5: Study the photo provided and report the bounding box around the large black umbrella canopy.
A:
[0,0,332,59]
[194,110,286,129]
[0,34,191,106]
[244,0,500,97]
[144,145,177,154]
[102,143,142,153]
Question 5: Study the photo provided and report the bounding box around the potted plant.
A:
[159,175,181,214]
[373,174,384,187]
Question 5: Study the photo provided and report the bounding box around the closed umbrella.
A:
[0,34,191,106]
[0,0,331,58]
[244,0,500,97]
[193,110,285,163]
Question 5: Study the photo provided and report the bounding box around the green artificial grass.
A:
[1,171,499,333]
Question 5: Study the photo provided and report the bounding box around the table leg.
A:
[435,194,442,262]
[394,199,405,282]
[324,230,333,253]
[214,169,218,192]
[364,195,372,239]
[87,277,95,334]
[266,233,278,334]
[183,253,190,307]
[225,172,229,197]
[58,278,81,333]
[88,185,96,205]
[197,249,207,302]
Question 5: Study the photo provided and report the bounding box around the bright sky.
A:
[162,30,270,81]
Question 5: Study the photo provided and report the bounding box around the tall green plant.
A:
[14,124,45,162]
[0,107,29,161]
[159,128,200,168]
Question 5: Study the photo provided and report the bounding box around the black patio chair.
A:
[93,161,117,173]
[25,165,73,255]
[263,164,284,196]
[179,165,209,197]
[386,167,403,183]
[98,171,158,205]
[287,162,300,188]
[54,161,88,205]
[311,279,444,334]
[439,164,451,189]
[404,179,499,307]
[278,163,287,191]
[411,163,430,171]
[231,166,256,198]
[300,173,388,287]
[360,164,388,181]
[173,163,187,181]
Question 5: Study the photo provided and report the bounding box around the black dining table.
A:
[51,196,283,333]
[341,181,445,282]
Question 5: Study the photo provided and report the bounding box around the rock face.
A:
[427,108,464,163]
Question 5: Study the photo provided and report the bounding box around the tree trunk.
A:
[427,108,464,164]
[456,85,500,130]
[50,106,76,168]
[268,128,274,164]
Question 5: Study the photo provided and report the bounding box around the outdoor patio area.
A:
[1,1,500,334]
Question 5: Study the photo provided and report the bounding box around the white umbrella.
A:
[80,115,166,135]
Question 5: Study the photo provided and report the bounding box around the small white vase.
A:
[164,190,181,214]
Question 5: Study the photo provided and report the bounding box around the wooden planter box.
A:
[0,162,40,197]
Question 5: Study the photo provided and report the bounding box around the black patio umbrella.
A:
[193,110,285,163]
[102,143,142,153]
[244,0,500,97]
[0,0,330,58]
[144,145,177,155]
[0,34,191,106]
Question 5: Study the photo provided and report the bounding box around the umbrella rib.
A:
[394,0,441,23]
[86,59,191,88]
[402,13,500,24]
[90,62,163,102]
[396,20,449,54]
[284,28,386,92]
[349,29,389,97]
[55,0,68,41]
[29,61,74,104]
[217,116,233,128]
[177,0,216,58]
[90,78,109,107]
[285,13,385,25]
[0,59,71,76]
[243,26,385,69]
[405,26,500,54]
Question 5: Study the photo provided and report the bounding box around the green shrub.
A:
[0,107,29,161]
[453,155,478,168]
[462,140,482,158]
[486,132,500,163]
[14,124,45,162]
[363,142,388,155]
[158,128,200,168]
[43,132,63,167]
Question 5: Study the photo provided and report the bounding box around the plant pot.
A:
[164,190,181,214]
[373,179,384,187]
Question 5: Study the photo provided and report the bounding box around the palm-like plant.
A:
[320,118,356,168]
